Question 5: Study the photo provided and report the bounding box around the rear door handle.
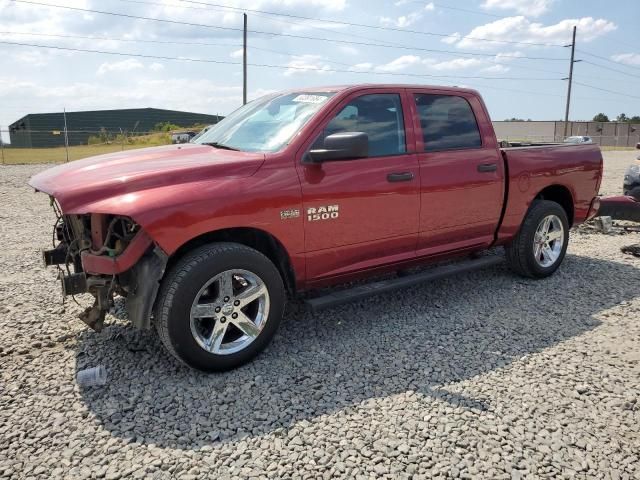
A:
[477,163,497,173]
[387,172,414,182]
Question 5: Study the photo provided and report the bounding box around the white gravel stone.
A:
[1,150,639,479]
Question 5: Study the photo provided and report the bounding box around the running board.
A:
[304,255,503,312]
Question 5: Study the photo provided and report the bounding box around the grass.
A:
[1,132,173,165]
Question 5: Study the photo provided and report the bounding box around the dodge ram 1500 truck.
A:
[30,84,603,372]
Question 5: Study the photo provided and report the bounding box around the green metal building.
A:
[8,108,221,148]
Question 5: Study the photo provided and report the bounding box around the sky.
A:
[1,0,639,139]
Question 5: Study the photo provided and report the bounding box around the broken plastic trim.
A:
[125,247,168,329]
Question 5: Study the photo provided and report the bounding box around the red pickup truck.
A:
[30,84,603,371]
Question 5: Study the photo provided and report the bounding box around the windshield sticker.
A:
[292,94,329,104]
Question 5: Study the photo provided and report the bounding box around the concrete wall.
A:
[493,121,640,147]
[492,121,556,142]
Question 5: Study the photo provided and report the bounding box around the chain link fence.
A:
[0,125,218,165]
[1,122,638,166]
[0,128,180,164]
[0,107,221,165]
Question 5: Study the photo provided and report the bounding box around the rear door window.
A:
[415,94,482,152]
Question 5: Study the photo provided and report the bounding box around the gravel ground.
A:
[1,151,639,480]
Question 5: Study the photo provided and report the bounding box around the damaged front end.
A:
[42,198,167,331]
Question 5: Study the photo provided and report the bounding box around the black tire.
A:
[623,185,640,202]
[505,200,569,279]
[155,242,285,372]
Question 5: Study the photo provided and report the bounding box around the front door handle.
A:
[387,172,414,182]
[477,163,497,173]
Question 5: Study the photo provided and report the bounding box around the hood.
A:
[29,144,265,213]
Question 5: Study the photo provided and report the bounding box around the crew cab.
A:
[30,84,603,371]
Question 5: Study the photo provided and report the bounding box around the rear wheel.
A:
[506,200,569,278]
[155,242,285,372]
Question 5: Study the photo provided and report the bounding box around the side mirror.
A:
[304,132,368,164]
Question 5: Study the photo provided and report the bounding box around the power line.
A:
[577,49,640,72]
[580,60,640,80]
[177,0,565,47]
[9,0,568,59]
[3,33,626,85]
[430,2,507,19]
[115,0,565,71]
[599,36,640,52]
[0,40,562,81]
[0,30,342,64]
[114,0,401,48]
[0,31,565,74]
[0,31,245,49]
[573,81,640,100]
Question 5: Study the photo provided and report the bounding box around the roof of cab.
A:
[283,84,481,96]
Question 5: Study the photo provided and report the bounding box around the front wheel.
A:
[155,243,285,372]
[506,200,569,278]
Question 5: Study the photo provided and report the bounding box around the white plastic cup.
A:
[77,365,107,387]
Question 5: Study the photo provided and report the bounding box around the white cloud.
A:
[376,55,423,72]
[0,74,248,115]
[0,0,347,44]
[283,55,333,76]
[350,62,373,71]
[393,0,434,8]
[339,46,359,56]
[149,62,164,72]
[380,12,421,28]
[481,0,554,17]
[455,16,617,49]
[611,53,640,67]
[482,64,510,73]
[441,32,462,45]
[493,51,524,63]
[430,58,484,71]
[380,3,434,28]
[97,59,144,75]
[363,54,522,75]
[9,49,52,67]
[229,49,244,59]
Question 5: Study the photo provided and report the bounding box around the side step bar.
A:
[305,255,503,312]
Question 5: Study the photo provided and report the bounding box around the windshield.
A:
[194,92,335,152]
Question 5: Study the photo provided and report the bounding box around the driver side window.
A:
[312,93,406,157]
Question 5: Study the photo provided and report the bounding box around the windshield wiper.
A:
[201,142,240,151]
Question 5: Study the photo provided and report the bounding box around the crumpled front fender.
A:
[124,247,168,329]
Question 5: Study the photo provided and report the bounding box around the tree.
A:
[617,113,629,122]
[592,113,609,122]
[154,121,181,132]
[630,116,640,123]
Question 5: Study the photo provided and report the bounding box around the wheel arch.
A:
[167,227,297,294]
[533,184,574,225]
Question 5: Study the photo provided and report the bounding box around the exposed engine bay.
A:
[43,197,167,331]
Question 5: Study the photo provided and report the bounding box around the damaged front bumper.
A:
[597,195,640,223]
[42,209,167,331]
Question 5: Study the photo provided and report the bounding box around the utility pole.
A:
[63,108,70,163]
[563,26,578,138]
[0,127,5,165]
[243,13,247,105]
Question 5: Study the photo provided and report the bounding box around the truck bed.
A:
[496,143,603,241]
